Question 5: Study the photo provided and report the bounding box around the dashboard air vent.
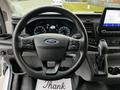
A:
[84,22,94,34]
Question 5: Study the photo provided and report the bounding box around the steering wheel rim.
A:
[12,6,88,80]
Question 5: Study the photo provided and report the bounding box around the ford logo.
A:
[45,39,59,45]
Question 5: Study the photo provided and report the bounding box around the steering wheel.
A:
[12,6,88,80]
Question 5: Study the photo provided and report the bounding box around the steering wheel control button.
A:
[21,38,34,50]
[68,40,80,51]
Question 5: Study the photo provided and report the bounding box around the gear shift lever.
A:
[97,39,108,74]
[98,39,108,56]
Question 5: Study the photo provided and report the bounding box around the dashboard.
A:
[0,7,119,84]
[0,11,118,82]
[10,10,120,78]
[12,14,101,47]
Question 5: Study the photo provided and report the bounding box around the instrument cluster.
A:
[25,19,76,36]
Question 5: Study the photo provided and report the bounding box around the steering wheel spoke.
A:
[66,53,77,58]
[66,37,84,62]
[19,36,35,51]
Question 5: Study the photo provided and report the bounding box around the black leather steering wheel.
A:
[12,6,88,80]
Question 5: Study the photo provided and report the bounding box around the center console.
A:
[98,7,120,79]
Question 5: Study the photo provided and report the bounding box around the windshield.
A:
[7,0,120,17]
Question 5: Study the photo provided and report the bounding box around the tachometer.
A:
[34,26,46,35]
[58,26,70,36]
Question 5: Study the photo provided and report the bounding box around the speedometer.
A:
[34,26,46,35]
[58,26,71,36]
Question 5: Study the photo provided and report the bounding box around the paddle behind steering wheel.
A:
[12,6,88,80]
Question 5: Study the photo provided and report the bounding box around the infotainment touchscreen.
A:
[99,8,120,32]
[103,10,120,27]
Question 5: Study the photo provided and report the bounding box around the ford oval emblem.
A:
[45,39,59,45]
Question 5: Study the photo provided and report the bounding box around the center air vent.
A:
[84,22,94,34]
